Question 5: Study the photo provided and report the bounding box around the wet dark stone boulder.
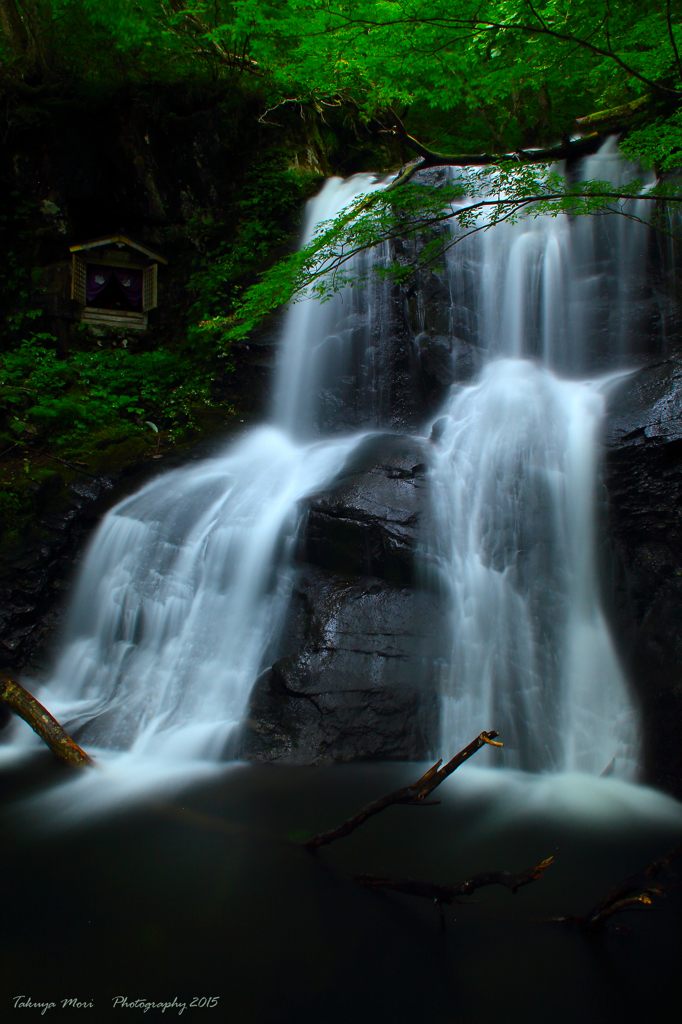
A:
[416,332,482,396]
[242,433,446,763]
[306,432,430,586]
[603,347,682,798]
[0,476,115,673]
[242,570,444,763]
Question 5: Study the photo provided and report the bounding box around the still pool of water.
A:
[1,759,680,1023]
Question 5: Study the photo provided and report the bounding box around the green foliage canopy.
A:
[2,0,682,339]
[3,2,681,159]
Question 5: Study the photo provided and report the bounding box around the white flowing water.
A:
[4,141,658,815]
[429,361,636,773]
[272,173,389,437]
[427,141,650,773]
[9,176,381,790]
[40,428,357,758]
[448,137,657,373]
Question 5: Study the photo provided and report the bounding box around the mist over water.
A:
[4,141,666,819]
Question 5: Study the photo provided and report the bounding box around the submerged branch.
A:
[303,730,502,848]
[357,856,554,925]
[0,671,93,767]
[551,842,682,934]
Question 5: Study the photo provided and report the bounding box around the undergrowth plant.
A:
[0,337,219,456]
[0,336,232,543]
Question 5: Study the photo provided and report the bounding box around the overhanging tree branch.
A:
[290,190,682,294]
[575,94,651,130]
[317,10,681,97]
[381,106,606,167]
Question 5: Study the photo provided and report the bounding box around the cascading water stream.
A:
[429,361,636,773]
[3,140,653,809]
[7,175,383,781]
[272,173,389,437]
[425,141,650,773]
[453,137,657,374]
[42,428,358,759]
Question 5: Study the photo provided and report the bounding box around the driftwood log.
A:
[0,671,93,767]
[304,730,503,849]
[357,857,554,927]
[551,842,682,935]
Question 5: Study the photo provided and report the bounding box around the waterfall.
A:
[429,362,636,773]
[454,138,657,373]
[428,141,648,773]
[18,176,383,764]
[42,428,357,758]
[272,174,390,437]
[7,140,650,792]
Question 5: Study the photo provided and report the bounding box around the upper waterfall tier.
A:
[270,138,661,441]
[271,173,389,438]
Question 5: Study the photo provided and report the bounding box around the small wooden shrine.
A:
[69,234,168,330]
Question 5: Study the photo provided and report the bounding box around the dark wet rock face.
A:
[0,477,114,673]
[603,347,682,798]
[416,333,482,399]
[244,572,443,763]
[242,433,447,763]
[304,286,455,436]
[306,433,430,585]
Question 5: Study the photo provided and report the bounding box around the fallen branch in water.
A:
[551,841,682,935]
[303,730,502,849]
[0,671,93,767]
[356,856,554,927]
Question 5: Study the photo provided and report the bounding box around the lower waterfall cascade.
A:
[4,137,671,811]
[429,359,636,774]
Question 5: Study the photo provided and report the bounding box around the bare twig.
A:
[36,450,95,476]
[303,730,503,848]
[2,437,95,476]
[0,671,93,767]
[0,442,20,459]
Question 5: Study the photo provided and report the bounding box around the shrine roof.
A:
[69,233,168,265]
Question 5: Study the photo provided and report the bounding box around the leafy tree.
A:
[3,2,680,159]
[2,1,681,339]
[215,0,682,338]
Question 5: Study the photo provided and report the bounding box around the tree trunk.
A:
[0,0,28,56]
